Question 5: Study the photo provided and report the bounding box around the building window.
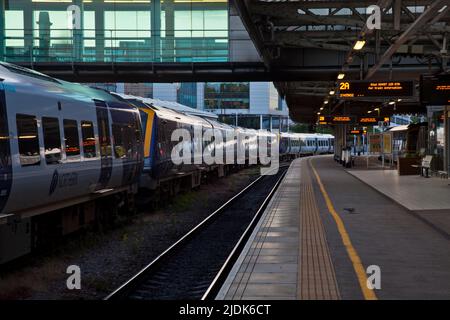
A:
[16,114,41,167]
[81,121,97,158]
[124,83,153,98]
[42,117,62,165]
[238,116,260,130]
[63,119,81,160]
[177,82,197,108]
[204,82,250,110]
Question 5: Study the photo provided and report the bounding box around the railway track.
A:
[105,165,289,300]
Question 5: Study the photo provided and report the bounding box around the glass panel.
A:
[5,11,24,47]
[16,114,41,167]
[63,119,81,160]
[81,120,96,158]
[4,0,230,63]
[42,116,62,164]
[177,82,197,108]
[204,82,250,110]
[429,111,445,171]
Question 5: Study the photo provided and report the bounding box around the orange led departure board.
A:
[349,130,367,135]
[421,76,450,105]
[358,116,390,125]
[317,115,355,125]
[338,81,414,99]
[318,115,389,126]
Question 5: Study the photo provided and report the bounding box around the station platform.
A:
[217,156,450,300]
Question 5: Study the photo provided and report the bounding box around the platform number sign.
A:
[340,82,350,91]
[339,81,414,99]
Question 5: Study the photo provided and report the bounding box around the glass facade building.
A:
[0,0,229,63]
[204,82,250,110]
[177,82,197,108]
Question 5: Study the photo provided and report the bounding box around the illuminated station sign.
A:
[318,115,390,126]
[338,81,415,99]
[358,116,390,125]
[318,115,355,125]
[421,76,450,105]
[348,130,367,135]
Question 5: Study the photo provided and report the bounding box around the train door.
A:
[109,102,143,187]
[0,82,12,214]
[94,100,113,190]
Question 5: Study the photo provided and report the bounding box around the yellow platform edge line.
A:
[309,159,378,301]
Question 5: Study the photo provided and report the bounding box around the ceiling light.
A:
[329,90,335,95]
[374,108,380,111]
[353,40,366,50]
[367,110,373,114]
[389,101,396,105]
[317,112,321,115]
[337,73,345,80]
[324,100,329,104]
[320,107,324,111]
[397,99,402,102]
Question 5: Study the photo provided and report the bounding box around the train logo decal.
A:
[49,170,79,195]
[49,170,59,196]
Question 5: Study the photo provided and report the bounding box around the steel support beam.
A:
[365,0,449,79]
[0,0,4,61]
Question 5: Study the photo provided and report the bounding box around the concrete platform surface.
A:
[348,169,450,211]
[217,156,450,300]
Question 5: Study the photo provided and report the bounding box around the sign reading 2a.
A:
[340,82,350,90]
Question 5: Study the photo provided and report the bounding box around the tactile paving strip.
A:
[218,158,340,300]
[298,159,340,300]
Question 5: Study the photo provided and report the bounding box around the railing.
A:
[1,29,229,63]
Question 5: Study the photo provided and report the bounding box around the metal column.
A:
[94,0,105,62]
[163,0,175,62]
[152,0,162,62]
[73,0,84,62]
[0,0,5,61]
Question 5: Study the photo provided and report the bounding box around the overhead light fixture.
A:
[367,110,373,114]
[389,101,396,105]
[329,90,335,95]
[317,112,321,115]
[374,108,380,111]
[320,107,324,111]
[337,73,345,80]
[397,99,402,102]
[324,100,329,104]
[353,40,366,51]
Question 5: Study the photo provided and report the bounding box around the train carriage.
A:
[0,62,143,263]
[0,62,334,264]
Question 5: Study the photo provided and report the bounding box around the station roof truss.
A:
[234,0,450,123]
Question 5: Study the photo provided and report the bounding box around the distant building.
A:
[113,81,290,132]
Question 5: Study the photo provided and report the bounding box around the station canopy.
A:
[235,0,450,123]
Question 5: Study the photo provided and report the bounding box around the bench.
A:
[438,171,448,179]
[411,155,433,178]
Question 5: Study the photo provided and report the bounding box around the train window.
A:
[63,119,81,160]
[81,121,97,158]
[42,117,62,165]
[112,123,136,159]
[16,114,41,167]
[0,115,9,170]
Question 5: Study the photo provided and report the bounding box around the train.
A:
[0,62,333,264]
